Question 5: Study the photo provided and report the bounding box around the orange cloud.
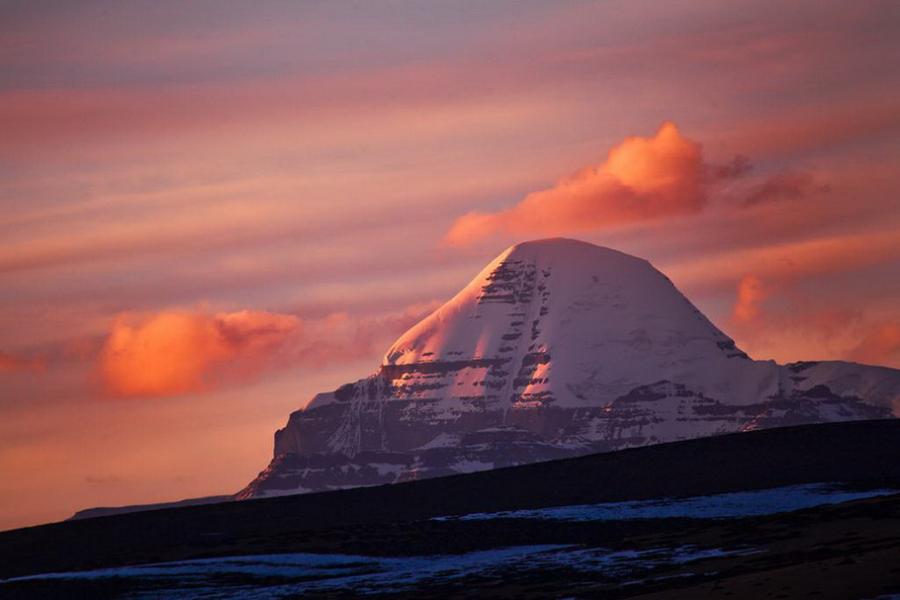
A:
[726,274,899,369]
[444,122,708,246]
[731,274,767,323]
[98,302,439,399]
[100,310,299,398]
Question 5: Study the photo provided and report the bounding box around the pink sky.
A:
[1,0,899,531]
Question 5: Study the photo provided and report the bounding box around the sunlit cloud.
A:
[726,274,900,369]
[98,302,440,399]
[444,122,735,246]
[100,309,299,398]
[731,274,767,323]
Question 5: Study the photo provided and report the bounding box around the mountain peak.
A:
[505,236,632,253]
[500,237,650,269]
[383,237,744,410]
[238,239,900,500]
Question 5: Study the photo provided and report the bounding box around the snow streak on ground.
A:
[433,483,897,522]
[5,484,895,598]
[3,544,754,598]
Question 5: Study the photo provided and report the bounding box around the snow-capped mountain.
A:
[238,238,899,499]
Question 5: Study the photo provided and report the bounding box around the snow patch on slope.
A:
[3,545,757,598]
[433,483,898,522]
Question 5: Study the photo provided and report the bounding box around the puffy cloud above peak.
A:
[444,122,725,246]
[602,122,702,194]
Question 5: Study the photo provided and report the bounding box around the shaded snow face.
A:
[2,544,756,598]
[433,483,898,522]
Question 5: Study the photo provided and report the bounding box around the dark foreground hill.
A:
[3,420,900,598]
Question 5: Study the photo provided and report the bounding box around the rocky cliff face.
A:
[237,239,899,499]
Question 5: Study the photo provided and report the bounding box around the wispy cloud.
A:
[741,171,829,207]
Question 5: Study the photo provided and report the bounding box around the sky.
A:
[1,0,899,531]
